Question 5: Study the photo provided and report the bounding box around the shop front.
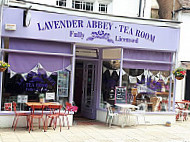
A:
[0,6,180,127]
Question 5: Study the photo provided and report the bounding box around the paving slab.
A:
[1,120,190,142]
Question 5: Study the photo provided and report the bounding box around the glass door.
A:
[81,61,97,119]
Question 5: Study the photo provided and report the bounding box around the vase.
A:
[0,67,7,72]
[175,76,184,80]
[39,98,45,103]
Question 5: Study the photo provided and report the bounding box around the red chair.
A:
[45,105,62,132]
[28,105,45,133]
[59,102,78,129]
[65,102,78,113]
[12,102,30,131]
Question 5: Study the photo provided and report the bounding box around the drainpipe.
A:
[138,0,142,17]
[0,0,4,111]
[172,0,176,20]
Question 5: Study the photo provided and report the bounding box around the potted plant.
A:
[39,93,45,103]
[173,67,186,80]
[0,61,10,72]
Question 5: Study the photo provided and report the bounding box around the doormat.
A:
[74,120,104,126]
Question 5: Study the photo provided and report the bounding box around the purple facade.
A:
[0,7,180,117]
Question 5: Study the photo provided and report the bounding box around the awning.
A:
[8,38,71,73]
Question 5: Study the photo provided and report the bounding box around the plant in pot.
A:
[39,93,45,103]
[173,67,186,80]
[0,61,10,72]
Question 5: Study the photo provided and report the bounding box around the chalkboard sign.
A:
[115,86,127,104]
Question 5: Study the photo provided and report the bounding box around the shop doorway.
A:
[74,60,97,119]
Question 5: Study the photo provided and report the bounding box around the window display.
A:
[100,61,173,112]
[2,71,57,111]
[122,68,173,112]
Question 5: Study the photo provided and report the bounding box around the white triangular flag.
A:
[21,73,28,81]
[10,70,17,78]
[151,75,155,80]
[160,74,165,81]
[155,76,159,82]
[103,67,107,73]
[122,69,126,75]
[163,76,169,84]
[144,69,148,76]
[109,70,113,75]
[46,71,52,77]
[66,65,71,71]
[31,64,38,73]
[149,71,153,76]
[156,72,160,78]
[137,74,142,81]
[37,63,43,69]
[116,69,120,75]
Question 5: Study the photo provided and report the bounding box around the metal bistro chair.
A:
[105,103,118,127]
[28,105,46,133]
[45,104,62,132]
[12,102,30,131]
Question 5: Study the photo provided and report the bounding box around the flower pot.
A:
[175,76,184,80]
[0,67,7,72]
[39,98,45,103]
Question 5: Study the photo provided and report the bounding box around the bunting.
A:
[9,63,70,80]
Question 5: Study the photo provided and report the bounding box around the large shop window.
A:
[1,39,72,111]
[100,49,174,112]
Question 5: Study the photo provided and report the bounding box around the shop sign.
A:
[2,8,180,51]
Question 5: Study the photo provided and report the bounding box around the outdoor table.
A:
[26,102,61,132]
[26,102,60,107]
[115,103,139,127]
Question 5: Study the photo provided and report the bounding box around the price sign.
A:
[115,86,127,104]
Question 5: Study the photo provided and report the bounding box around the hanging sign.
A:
[115,86,127,104]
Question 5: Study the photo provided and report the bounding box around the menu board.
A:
[57,71,69,97]
[115,86,127,104]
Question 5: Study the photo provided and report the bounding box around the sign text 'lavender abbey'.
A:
[37,19,156,44]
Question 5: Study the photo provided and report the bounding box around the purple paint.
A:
[2,7,180,51]
[8,38,71,73]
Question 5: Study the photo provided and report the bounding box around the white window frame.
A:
[56,0,67,7]
[99,3,108,13]
[72,0,93,11]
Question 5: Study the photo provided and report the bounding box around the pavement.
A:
[0,119,190,142]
